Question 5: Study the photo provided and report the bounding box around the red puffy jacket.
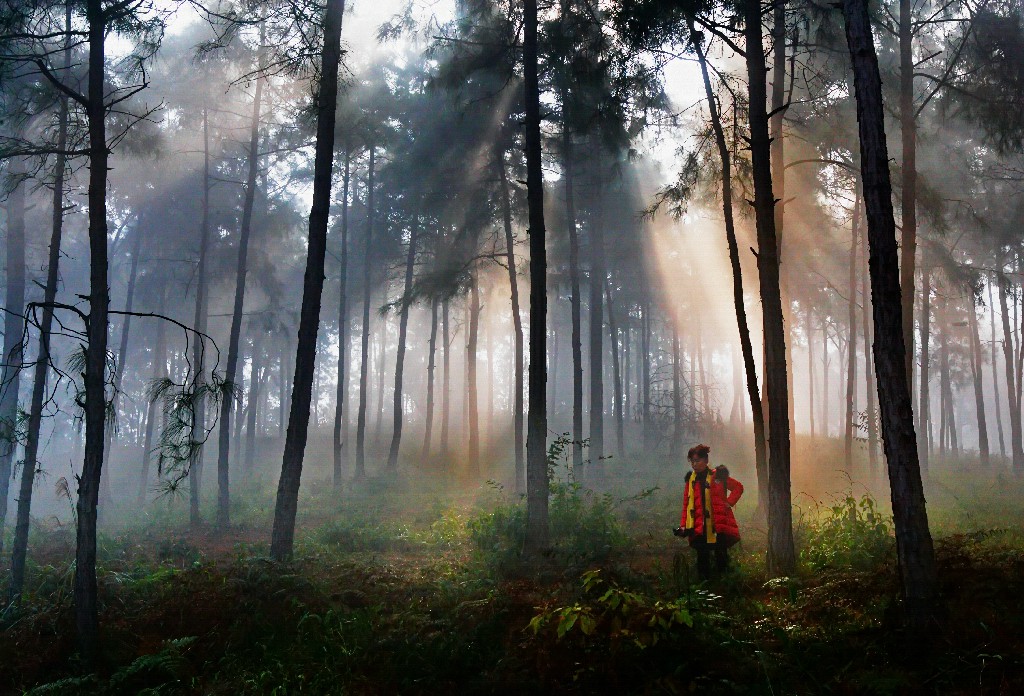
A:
[679,466,744,545]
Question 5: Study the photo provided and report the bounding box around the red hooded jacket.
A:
[680,466,744,545]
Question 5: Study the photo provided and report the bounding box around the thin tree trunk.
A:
[845,193,861,471]
[0,163,27,555]
[525,0,550,552]
[497,150,525,491]
[138,296,167,504]
[899,0,918,392]
[744,0,795,574]
[919,259,932,473]
[823,322,830,438]
[968,291,990,465]
[998,273,1022,469]
[422,298,439,459]
[441,298,451,458]
[333,148,351,488]
[467,268,481,477]
[588,147,605,468]
[672,321,682,456]
[75,0,111,659]
[938,296,949,457]
[862,228,880,473]
[988,279,1006,458]
[217,38,266,529]
[563,132,583,471]
[386,218,420,471]
[269,0,344,561]
[245,330,265,471]
[356,147,376,479]
[843,0,940,629]
[10,9,73,603]
[605,280,624,458]
[641,299,652,448]
[807,308,816,438]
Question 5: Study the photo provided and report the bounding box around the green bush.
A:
[800,493,894,571]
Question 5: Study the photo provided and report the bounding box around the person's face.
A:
[689,456,709,473]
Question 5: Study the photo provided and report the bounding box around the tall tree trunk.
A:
[75,0,111,659]
[845,194,861,472]
[862,228,880,473]
[217,40,266,529]
[641,299,652,448]
[0,162,27,556]
[672,320,682,456]
[333,149,351,488]
[843,0,939,629]
[10,9,73,603]
[899,0,918,392]
[938,296,949,457]
[422,298,438,459]
[138,295,167,505]
[988,279,1006,458]
[102,220,143,512]
[998,273,1022,469]
[563,132,583,471]
[823,322,830,437]
[467,268,481,477]
[968,292,990,466]
[525,0,550,552]
[497,150,525,491]
[919,259,932,472]
[744,0,794,572]
[386,218,420,471]
[269,0,344,561]
[355,147,376,479]
[245,330,265,472]
[588,149,605,468]
[440,298,451,458]
[605,281,624,458]
[807,308,816,438]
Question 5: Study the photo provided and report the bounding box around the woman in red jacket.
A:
[674,444,744,579]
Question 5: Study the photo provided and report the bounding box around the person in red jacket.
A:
[674,444,744,579]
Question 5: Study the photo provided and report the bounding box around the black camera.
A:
[673,527,694,538]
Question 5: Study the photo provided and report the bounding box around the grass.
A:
[2,447,1023,695]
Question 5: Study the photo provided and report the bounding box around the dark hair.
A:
[687,444,710,461]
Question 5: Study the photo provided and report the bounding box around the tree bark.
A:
[563,131,583,471]
[998,273,1022,469]
[845,193,861,472]
[355,147,375,479]
[422,297,439,459]
[862,225,880,474]
[441,298,451,458]
[333,148,351,488]
[605,280,624,458]
[525,0,550,553]
[217,38,266,529]
[497,150,525,492]
[386,217,420,471]
[245,330,265,471]
[807,308,816,438]
[899,0,918,392]
[467,266,481,477]
[843,0,940,629]
[672,320,682,456]
[269,0,344,561]
[988,279,1006,458]
[75,0,111,659]
[744,0,794,572]
[588,148,605,468]
[967,290,990,466]
[138,295,167,505]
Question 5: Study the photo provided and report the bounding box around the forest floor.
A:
[2,440,1024,695]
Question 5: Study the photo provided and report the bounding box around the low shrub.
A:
[800,492,894,572]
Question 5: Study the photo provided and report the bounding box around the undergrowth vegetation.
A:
[2,456,1023,694]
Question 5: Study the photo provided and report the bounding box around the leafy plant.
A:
[801,493,894,571]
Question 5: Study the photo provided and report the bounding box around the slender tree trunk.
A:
[333,149,351,488]
[138,296,167,505]
[525,0,550,552]
[374,298,387,444]
[968,292,990,465]
[672,321,682,456]
[899,0,918,392]
[75,0,111,659]
[938,296,949,457]
[0,163,27,561]
[588,148,605,468]
[998,273,1022,469]
[988,279,1006,459]
[422,298,439,459]
[606,281,624,458]
[269,0,344,560]
[862,229,880,473]
[467,268,481,477]
[641,299,652,448]
[823,322,830,437]
[807,308,816,438]
[843,0,940,629]
[386,218,420,471]
[845,193,861,472]
[245,331,265,471]
[10,10,73,602]
[563,132,584,471]
[356,148,375,479]
[743,0,793,568]
[217,40,265,529]
[497,150,525,491]
[441,298,451,458]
